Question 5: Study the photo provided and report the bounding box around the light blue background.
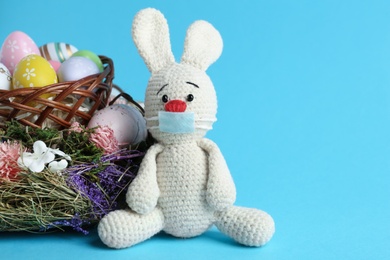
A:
[1,0,390,259]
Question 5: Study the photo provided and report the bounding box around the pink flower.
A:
[0,140,25,181]
[89,125,119,154]
[69,122,84,133]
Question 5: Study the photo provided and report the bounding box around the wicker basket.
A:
[0,55,113,129]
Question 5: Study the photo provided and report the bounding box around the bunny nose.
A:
[165,100,187,112]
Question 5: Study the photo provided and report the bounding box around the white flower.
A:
[22,46,33,54]
[23,68,36,80]
[7,40,19,53]
[24,55,36,62]
[17,140,71,173]
[18,141,55,172]
[13,80,23,89]
[48,159,68,174]
[48,148,71,161]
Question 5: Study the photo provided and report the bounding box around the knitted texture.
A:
[98,209,164,249]
[215,206,275,247]
[126,143,163,214]
[144,63,218,144]
[98,8,275,249]
[154,142,214,237]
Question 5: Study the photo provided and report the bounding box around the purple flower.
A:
[47,214,89,234]
[61,149,144,232]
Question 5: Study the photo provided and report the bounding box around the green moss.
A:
[2,120,104,165]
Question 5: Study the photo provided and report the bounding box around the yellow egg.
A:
[13,54,58,91]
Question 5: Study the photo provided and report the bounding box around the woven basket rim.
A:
[0,55,114,129]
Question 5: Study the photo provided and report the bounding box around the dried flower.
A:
[89,125,119,154]
[0,121,147,233]
[69,122,84,133]
[66,149,142,217]
[0,140,24,180]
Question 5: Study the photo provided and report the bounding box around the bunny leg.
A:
[215,206,275,247]
[98,208,164,249]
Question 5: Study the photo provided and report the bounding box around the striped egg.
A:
[39,42,78,63]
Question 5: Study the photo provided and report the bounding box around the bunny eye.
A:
[162,95,169,103]
[186,94,194,102]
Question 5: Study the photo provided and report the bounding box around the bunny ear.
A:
[132,8,175,72]
[181,20,223,71]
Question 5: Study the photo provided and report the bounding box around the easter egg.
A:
[88,104,147,146]
[71,50,103,72]
[48,60,61,72]
[0,63,12,90]
[0,31,40,74]
[39,42,78,63]
[13,54,58,90]
[57,56,99,82]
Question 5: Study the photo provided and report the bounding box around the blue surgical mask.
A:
[147,111,217,134]
[158,111,195,133]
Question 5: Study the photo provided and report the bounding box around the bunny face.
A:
[132,8,223,144]
[145,63,217,144]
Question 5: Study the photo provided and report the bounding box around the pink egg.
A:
[48,60,61,72]
[0,31,40,74]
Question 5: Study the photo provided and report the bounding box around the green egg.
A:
[71,50,104,72]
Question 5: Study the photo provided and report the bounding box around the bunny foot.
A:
[98,208,164,249]
[215,206,275,247]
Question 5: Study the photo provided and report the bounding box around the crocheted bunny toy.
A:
[98,8,275,249]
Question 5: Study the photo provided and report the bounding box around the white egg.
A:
[0,62,12,90]
[88,104,147,146]
[57,56,99,82]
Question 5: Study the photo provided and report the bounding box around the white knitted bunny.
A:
[98,8,275,249]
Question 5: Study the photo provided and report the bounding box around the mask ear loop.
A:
[109,84,145,116]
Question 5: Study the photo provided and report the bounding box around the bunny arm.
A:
[198,138,236,211]
[126,143,164,214]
